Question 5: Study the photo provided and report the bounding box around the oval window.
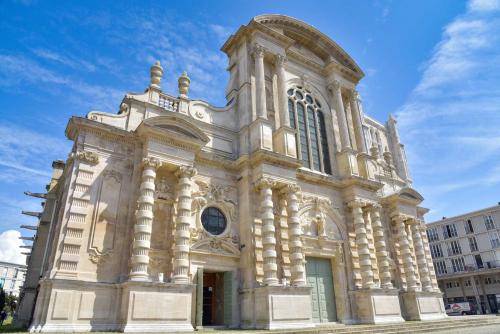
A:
[201,207,227,235]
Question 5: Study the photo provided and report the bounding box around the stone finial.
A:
[150,61,164,89]
[178,71,190,99]
[370,143,380,159]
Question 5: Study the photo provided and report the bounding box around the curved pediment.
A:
[398,187,424,202]
[253,14,364,77]
[140,114,210,146]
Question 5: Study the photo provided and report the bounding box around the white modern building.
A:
[0,261,27,296]
[428,203,500,314]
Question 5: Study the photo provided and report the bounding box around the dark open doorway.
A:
[196,269,234,329]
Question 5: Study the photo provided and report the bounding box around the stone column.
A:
[254,44,267,120]
[410,220,432,292]
[328,80,351,150]
[257,178,279,286]
[276,54,290,128]
[130,157,160,281]
[283,184,306,286]
[370,205,393,289]
[349,90,367,153]
[173,166,197,283]
[350,200,374,288]
[395,215,418,291]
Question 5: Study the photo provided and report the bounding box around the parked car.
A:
[445,302,477,315]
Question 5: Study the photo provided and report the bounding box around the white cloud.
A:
[395,0,500,218]
[0,230,27,265]
[32,48,97,72]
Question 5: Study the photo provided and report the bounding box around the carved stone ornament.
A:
[253,44,265,58]
[103,169,122,182]
[175,165,197,178]
[155,177,174,201]
[88,248,112,265]
[118,102,130,115]
[254,177,276,192]
[142,157,161,169]
[74,151,99,165]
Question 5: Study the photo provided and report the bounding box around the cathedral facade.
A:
[18,15,446,332]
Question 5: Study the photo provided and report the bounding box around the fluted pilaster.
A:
[350,200,374,288]
[349,90,367,153]
[254,44,267,120]
[173,166,197,283]
[283,184,305,286]
[370,205,393,289]
[256,178,279,286]
[130,157,160,281]
[410,219,432,292]
[395,215,418,291]
[275,54,290,128]
[328,80,351,150]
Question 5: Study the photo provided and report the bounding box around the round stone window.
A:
[201,207,227,235]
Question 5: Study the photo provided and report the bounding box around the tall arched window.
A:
[287,86,332,174]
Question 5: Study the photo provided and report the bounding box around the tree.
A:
[0,288,5,312]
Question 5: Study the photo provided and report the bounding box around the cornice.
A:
[65,117,135,144]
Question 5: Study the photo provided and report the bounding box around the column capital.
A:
[279,183,301,195]
[275,54,287,66]
[348,89,359,102]
[347,199,367,209]
[142,157,161,169]
[175,165,197,178]
[252,44,265,58]
[254,177,276,191]
[327,79,341,93]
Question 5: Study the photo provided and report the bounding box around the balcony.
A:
[436,261,500,278]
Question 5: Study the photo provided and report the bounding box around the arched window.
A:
[287,87,332,174]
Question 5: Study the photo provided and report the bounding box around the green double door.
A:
[305,257,337,323]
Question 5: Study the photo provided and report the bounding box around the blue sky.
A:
[0,0,499,264]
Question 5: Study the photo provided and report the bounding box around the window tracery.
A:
[287,86,332,174]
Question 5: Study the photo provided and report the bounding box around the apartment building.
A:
[0,261,27,296]
[428,203,500,314]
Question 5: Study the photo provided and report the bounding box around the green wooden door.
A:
[223,271,233,327]
[195,268,203,328]
[305,257,336,323]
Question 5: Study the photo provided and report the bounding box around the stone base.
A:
[120,281,195,332]
[242,285,314,330]
[351,288,405,324]
[250,118,273,152]
[28,279,195,333]
[273,126,297,158]
[337,149,359,177]
[400,290,447,321]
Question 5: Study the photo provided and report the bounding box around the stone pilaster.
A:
[410,220,432,292]
[283,184,305,286]
[395,215,418,291]
[275,54,289,128]
[173,166,197,283]
[349,90,367,154]
[254,44,267,120]
[256,178,279,286]
[349,200,374,288]
[328,80,350,150]
[370,205,393,289]
[130,157,160,281]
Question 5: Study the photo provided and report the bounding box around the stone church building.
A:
[17,15,446,332]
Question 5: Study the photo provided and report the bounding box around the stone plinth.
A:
[351,288,404,324]
[400,290,447,321]
[120,281,195,332]
[250,118,273,153]
[241,286,314,330]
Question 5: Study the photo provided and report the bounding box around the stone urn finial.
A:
[178,71,190,99]
[150,61,164,89]
[383,148,393,165]
[370,143,380,159]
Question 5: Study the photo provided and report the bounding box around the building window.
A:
[442,224,458,239]
[465,219,474,234]
[435,260,448,275]
[288,87,332,174]
[447,240,462,256]
[490,231,500,248]
[427,227,439,242]
[474,254,484,269]
[201,207,227,235]
[451,257,466,273]
[469,237,479,252]
[484,215,495,230]
[485,277,493,285]
[465,279,472,287]
[430,243,443,258]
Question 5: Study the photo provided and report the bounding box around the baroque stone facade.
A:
[17,15,446,332]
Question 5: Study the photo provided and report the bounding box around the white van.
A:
[445,302,476,315]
